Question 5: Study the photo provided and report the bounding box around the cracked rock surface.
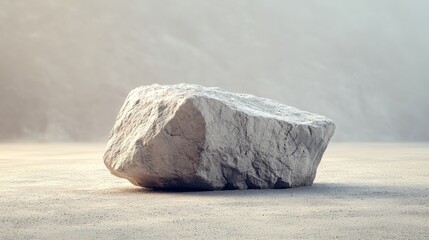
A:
[103,84,336,190]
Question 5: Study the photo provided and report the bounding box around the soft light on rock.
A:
[103,84,335,190]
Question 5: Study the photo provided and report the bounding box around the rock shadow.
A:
[109,182,428,201]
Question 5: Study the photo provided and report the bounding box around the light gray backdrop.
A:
[1,0,428,141]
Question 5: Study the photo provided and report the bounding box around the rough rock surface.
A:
[103,84,336,190]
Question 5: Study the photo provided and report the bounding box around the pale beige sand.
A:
[0,143,428,239]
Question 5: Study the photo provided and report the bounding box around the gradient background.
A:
[1,0,428,142]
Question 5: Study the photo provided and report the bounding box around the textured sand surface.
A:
[0,143,428,239]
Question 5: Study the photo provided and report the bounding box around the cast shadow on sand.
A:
[105,182,427,200]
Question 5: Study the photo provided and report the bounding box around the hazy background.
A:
[1,0,428,142]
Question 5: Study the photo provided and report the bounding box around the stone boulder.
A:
[103,84,335,190]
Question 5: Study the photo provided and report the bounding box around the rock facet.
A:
[104,84,335,190]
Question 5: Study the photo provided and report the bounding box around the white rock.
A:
[103,84,335,190]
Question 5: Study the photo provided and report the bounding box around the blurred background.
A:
[0,0,428,142]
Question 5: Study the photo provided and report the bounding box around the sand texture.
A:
[1,143,428,239]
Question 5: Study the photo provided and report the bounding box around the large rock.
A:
[103,84,335,190]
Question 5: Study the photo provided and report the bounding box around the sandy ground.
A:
[0,143,428,239]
